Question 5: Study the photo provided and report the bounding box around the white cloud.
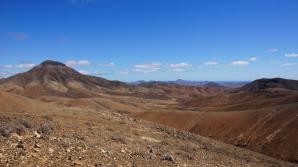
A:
[265,48,278,53]
[3,65,13,69]
[1,63,35,69]
[230,61,249,66]
[171,68,185,72]
[0,72,8,78]
[65,60,77,67]
[6,32,28,41]
[77,60,91,66]
[78,70,90,75]
[168,62,191,72]
[0,71,16,78]
[169,62,191,68]
[285,53,298,58]
[281,63,296,66]
[15,63,35,69]
[94,71,109,75]
[66,60,91,67]
[134,63,162,73]
[204,61,219,65]
[249,57,257,61]
[118,69,130,75]
[98,62,115,67]
[78,70,109,76]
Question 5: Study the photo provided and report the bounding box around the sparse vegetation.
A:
[38,122,53,136]
[111,133,128,144]
[0,124,14,137]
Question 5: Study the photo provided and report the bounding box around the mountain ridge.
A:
[0,60,128,98]
[241,78,298,92]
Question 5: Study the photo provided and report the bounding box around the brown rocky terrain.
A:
[0,60,297,166]
[0,91,296,167]
[139,82,225,98]
[136,80,298,163]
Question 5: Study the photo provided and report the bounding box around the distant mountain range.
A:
[129,79,249,88]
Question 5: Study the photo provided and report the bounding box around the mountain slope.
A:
[139,81,225,98]
[0,60,130,98]
[136,78,298,163]
[241,78,298,92]
[0,90,296,167]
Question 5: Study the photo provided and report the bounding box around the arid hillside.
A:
[136,79,298,163]
[0,60,132,98]
[0,61,297,166]
[0,90,296,167]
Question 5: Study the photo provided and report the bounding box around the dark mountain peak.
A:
[29,60,79,75]
[241,78,298,92]
[0,60,128,97]
[40,60,66,67]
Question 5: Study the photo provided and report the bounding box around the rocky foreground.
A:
[0,105,296,167]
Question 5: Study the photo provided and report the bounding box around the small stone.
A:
[120,149,125,153]
[149,148,154,153]
[72,159,83,166]
[33,131,41,138]
[50,137,58,140]
[162,154,174,161]
[34,144,41,148]
[11,133,23,140]
[66,148,71,153]
[100,148,107,153]
[16,141,25,149]
[48,148,54,154]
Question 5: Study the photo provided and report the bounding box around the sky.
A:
[0,0,298,82]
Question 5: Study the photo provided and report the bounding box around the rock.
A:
[120,149,126,153]
[11,133,23,140]
[33,148,40,152]
[16,141,25,149]
[33,131,41,138]
[50,136,58,140]
[48,148,54,154]
[162,154,174,161]
[149,147,154,153]
[72,159,83,166]
[34,144,41,148]
[66,148,71,153]
[141,136,160,143]
[100,148,107,153]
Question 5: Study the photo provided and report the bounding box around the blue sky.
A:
[0,0,298,81]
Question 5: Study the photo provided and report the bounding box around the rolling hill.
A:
[136,78,298,163]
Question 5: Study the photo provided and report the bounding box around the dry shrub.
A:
[0,124,14,137]
[111,133,128,144]
[38,122,53,136]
